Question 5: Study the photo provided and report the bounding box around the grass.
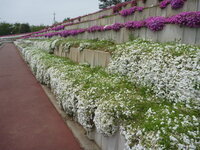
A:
[29,37,200,57]
[55,38,116,52]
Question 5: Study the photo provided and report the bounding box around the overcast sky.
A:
[0,0,100,26]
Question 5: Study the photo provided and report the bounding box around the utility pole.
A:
[53,12,56,24]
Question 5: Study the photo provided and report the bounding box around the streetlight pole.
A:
[53,12,56,24]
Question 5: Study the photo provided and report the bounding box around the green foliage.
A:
[0,22,13,35]
[0,22,46,36]
[19,23,31,33]
[129,34,137,41]
[52,38,116,52]
[30,25,45,32]
[12,23,21,34]
[63,18,70,22]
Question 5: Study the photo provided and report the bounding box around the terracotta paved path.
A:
[0,43,82,150]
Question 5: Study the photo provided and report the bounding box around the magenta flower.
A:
[170,0,185,9]
[145,16,166,31]
[87,26,104,32]
[52,25,65,31]
[119,7,137,17]
[104,23,124,31]
[119,6,144,17]
[159,0,185,9]
[137,7,144,12]
[59,29,85,37]
[111,23,124,31]
[159,0,171,9]
[124,21,145,29]
[168,11,200,28]
[104,25,113,31]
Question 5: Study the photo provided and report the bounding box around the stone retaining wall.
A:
[54,45,111,67]
[87,129,126,150]
[53,25,200,45]
[63,0,200,30]
[34,0,200,45]
[63,0,161,24]
[56,0,200,45]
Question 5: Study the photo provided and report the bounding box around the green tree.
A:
[99,0,131,9]
[0,22,46,36]
[0,22,13,36]
[63,17,70,22]
[19,23,31,33]
[12,23,21,34]
[30,25,45,32]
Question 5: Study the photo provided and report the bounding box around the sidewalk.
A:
[0,43,82,150]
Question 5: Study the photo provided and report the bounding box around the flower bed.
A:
[108,39,200,109]
[15,39,200,150]
[21,11,200,39]
[119,6,144,17]
[29,38,115,53]
[19,0,190,38]
[159,0,186,9]
[112,0,137,13]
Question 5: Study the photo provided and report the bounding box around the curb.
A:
[41,85,100,150]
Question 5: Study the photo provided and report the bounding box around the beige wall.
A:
[54,45,111,68]
[42,0,200,46]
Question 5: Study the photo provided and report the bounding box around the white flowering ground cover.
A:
[28,37,116,53]
[108,39,200,110]
[15,39,200,150]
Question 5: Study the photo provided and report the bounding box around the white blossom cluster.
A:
[21,38,61,54]
[108,39,200,109]
[32,40,52,52]
[63,43,71,53]
[15,39,200,150]
[120,126,162,150]
[15,40,82,118]
[15,40,126,134]
[119,104,200,150]
[78,43,90,51]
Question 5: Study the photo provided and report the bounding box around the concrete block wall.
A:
[80,9,113,22]
[48,2,195,26]
[87,129,126,150]
[67,0,160,24]
[51,24,200,45]
[40,0,200,46]
[54,45,111,67]
[57,0,200,46]
[65,0,199,31]
[61,26,200,45]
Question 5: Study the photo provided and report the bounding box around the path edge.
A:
[41,84,100,150]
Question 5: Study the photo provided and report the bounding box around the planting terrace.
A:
[2,0,200,150]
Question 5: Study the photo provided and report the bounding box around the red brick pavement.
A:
[0,43,82,150]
